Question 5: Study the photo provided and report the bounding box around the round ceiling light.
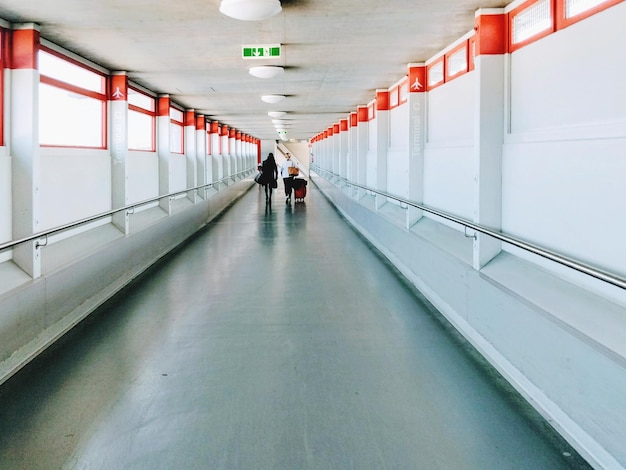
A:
[219,0,282,21]
[261,94,285,104]
[267,111,286,118]
[249,66,284,79]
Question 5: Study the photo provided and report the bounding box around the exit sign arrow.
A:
[242,44,281,59]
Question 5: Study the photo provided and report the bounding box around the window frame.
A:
[127,85,156,152]
[169,105,184,154]
[38,45,108,149]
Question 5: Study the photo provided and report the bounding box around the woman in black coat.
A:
[261,153,278,203]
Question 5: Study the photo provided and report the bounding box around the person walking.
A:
[261,153,278,203]
[279,153,298,204]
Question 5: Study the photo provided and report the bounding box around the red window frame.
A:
[169,105,184,154]
[128,85,156,152]
[39,45,108,149]
[426,56,445,91]
[555,0,623,29]
[445,40,470,81]
[508,0,556,53]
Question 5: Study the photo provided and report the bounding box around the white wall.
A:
[424,72,475,222]
[39,149,111,230]
[388,104,409,199]
[0,154,11,262]
[128,151,159,204]
[503,2,626,290]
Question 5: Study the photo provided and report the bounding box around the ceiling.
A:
[0,0,507,142]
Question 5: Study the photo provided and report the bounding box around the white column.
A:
[195,115,207,199]
[110,72,130,233]
[356,107,368,199]
[185,110,198,203]
[339,119,349,179]
[375,90,389,210]
[157,95,172,214]
[407,64,427,228]
[472,10,506,270]
[10,24,41,278]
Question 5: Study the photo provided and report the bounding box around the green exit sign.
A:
[242,44,281,59]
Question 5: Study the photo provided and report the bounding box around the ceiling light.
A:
[261,94,285,104]
[249,66,284,79]
[271,119,290,124]
[219,0,282,21]
[268,111,286,118]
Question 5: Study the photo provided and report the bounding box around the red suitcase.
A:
[293,178,307,202]
[293,185,306,202]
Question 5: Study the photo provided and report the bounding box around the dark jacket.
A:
[261,157,278,185]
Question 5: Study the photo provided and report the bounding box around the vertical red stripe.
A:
[376,90,389,111]
[210,121,219,134]
[358,107,368,123]
[185,110,195,127]
[158,96,170,117]
[350,113,358,127]
[475,14,506,55]
[409,65,426,93]
[340,120,348,132]
[333,123,340,134]
[229,129,236,138]
[196,115,205,130]
[12,28,39,70]
[110,74,128,101]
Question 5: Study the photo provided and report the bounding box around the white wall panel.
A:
[510,3,626,134]
[39,149,111,230]
[427,73,474,144]
[423,144,474,223]
[128,151,159,204]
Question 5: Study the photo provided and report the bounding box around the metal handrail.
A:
[0,169,255,253]
[311,166,626,290]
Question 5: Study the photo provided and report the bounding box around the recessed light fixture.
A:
[261,94,285,104]
[249,66,284,79]
[219,0,282,21]
[268,111,286,118]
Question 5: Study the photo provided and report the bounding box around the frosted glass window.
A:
[170,122,183,153]
[428,62,444,86]
[170,107,183,122]
[447,47,467,77]
[512,0,552,44]
[128,88,155,111]
[39,51,104,93]
[566,0,606,17]
[128,110,154,151]
[399,82,408,102]
[39,83,103,147]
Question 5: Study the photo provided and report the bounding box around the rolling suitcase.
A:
[293,184,306,202]
[292,178,307,202]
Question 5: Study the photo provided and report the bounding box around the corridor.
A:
[0,182,590,469]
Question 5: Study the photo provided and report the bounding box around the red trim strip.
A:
[11,28,39,70]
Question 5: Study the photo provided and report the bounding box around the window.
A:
[169,106,184,154]
[427,59,444,89]
[510,0,553,50]
[39,48,107,148]
[128,87,155,151]
[446,43,468,79]
[566,0,607,17]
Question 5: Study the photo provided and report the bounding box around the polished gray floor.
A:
[0,182,590,470]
